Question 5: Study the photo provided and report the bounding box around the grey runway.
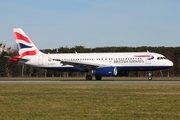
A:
[0,80,180,84]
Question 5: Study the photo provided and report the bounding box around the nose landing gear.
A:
[147,71,152,80]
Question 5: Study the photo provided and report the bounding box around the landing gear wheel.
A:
[86,75,92,80]
[95,75,102,80]
[147,71,152,80]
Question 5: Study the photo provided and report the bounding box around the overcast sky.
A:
[0,0,180,49]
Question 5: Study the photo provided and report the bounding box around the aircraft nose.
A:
[168,60,173,67]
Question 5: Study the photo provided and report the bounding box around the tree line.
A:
[0,46,179,77]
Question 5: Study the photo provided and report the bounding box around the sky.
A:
[0,0,180,49]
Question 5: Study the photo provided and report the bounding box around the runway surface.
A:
[0,80,180,84]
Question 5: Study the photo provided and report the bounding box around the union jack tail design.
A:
[13,28,43,58]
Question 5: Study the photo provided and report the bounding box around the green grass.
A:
[0,83,180,120]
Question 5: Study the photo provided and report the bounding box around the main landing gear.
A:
[86,75,102,80]
[86,69,102,80]
[147,71,152,80]
[86,75,92,80]
[95,75,102,80]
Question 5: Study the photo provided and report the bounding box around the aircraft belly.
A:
[116,65,171,71]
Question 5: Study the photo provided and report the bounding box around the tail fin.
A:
[13,28,43,57]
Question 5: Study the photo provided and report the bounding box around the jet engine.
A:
[94,67,117,76]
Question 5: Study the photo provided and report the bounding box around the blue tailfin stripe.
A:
[19,43,32,49]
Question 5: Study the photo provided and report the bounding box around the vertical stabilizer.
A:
[13,28,43,57]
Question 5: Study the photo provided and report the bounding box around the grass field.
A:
[0,82,180,120]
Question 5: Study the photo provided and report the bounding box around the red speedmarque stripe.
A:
[20,50,37,58]
[14,32,32,44]
[134,55,153,57]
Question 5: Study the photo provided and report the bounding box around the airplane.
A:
[9,28,173,80]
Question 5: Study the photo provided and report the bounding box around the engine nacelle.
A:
[94,67,117,76]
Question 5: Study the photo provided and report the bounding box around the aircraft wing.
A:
[53,59,108,69]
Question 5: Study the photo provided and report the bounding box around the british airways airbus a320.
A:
[9,28,173,80]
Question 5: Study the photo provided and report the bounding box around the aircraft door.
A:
[145,58,151,64]
[38,55,44,66]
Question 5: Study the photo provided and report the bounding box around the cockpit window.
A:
[157,57,167,60]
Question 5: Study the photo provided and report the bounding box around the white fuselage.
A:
[19,52,173,72]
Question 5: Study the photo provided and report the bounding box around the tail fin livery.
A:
[13,28,43,57]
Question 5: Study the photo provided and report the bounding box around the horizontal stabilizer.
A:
[4,55,29,62]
